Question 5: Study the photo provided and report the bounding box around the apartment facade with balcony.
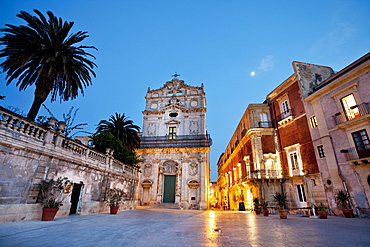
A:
[136,77,212,210]
[303,53,370,216]
[217,104,280,211]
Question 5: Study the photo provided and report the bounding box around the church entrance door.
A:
[163,175,176,203]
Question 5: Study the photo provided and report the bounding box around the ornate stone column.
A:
[175,165,182,203]
[157,166,163,203]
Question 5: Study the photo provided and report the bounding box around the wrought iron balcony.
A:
[257,121,273,128]
[276,109,294,124]
[333,103,370,125]
[242,170,283,180]
[341,147,370,165]
[139,134,212,149]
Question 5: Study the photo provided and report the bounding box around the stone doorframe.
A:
[140,179,153,206]
[157,160,182,203]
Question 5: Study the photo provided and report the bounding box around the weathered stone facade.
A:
[303,53,370,217]
[0,107,139,222]
[136,78,212,210]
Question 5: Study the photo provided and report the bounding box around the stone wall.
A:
[0,107,139,223]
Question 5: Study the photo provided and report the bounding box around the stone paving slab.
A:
[0,207,369,247]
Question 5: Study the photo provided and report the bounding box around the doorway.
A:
[296,184,307,208]
[163,175,176,203]
[69,183,84,215]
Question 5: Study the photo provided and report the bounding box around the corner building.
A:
[136,78,212,210]
[217,104,281,211]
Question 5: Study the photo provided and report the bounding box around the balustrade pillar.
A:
[54,121,66,147]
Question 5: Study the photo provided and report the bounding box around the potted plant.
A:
[253,197,261,215]
[105,188,126,214]
[273,192,288,219]
[317,202,328,219]
[335,190,354,218]
[38,177,72,221]
[262,201,269,216]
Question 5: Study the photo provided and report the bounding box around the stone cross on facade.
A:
[172,72,180,78]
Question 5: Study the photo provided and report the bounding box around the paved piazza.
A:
[0,207,369,247]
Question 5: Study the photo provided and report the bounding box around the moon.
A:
[251,71,255,76]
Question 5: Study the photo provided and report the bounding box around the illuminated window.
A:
[317,145,325,158]
[285,144,303,176]
[310,116,318,128]
[341,94,360,120]
[169,127,176,139]
[290,152,299,169]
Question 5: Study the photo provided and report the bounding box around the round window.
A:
[326,179,332,185]
[169,113,178,117]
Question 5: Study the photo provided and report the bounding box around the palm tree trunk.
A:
[27,83,52,121]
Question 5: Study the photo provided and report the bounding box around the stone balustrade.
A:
[0,106,139,223]
[0,107,47,141]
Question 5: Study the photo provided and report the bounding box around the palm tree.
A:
[0,9,97,121]
[95,113,141,151]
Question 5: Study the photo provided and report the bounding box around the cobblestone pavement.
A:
[1,207,369,247]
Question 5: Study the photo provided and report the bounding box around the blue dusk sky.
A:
[1,0,369,181]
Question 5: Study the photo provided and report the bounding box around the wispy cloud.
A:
[258,55,274,72]
[312,22,358,54]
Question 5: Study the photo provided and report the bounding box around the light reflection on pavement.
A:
[0,208,369,246]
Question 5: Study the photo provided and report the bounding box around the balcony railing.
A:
[333,103,370,125]
[139,134,212,149]
[341,147,370,162]
[276,109,294,122]
[242,170,283,180]
[257,121,273,128]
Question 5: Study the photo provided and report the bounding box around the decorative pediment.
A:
[187,179,200,189]
[165,119,181,125]
[141,179,153,188]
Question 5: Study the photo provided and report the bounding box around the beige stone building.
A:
[303,52,370,216]
[136,77,212,210]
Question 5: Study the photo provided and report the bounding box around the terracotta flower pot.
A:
[341,209,354,218]
[278,209,288,219]
[318,211,328,219]
[255,209,261,215]
[110,206,119,214]
[263,210,269,216]
[42,208,59,221]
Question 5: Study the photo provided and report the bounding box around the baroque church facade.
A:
[136,77,212,210]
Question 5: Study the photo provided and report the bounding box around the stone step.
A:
[152,203,182,210]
